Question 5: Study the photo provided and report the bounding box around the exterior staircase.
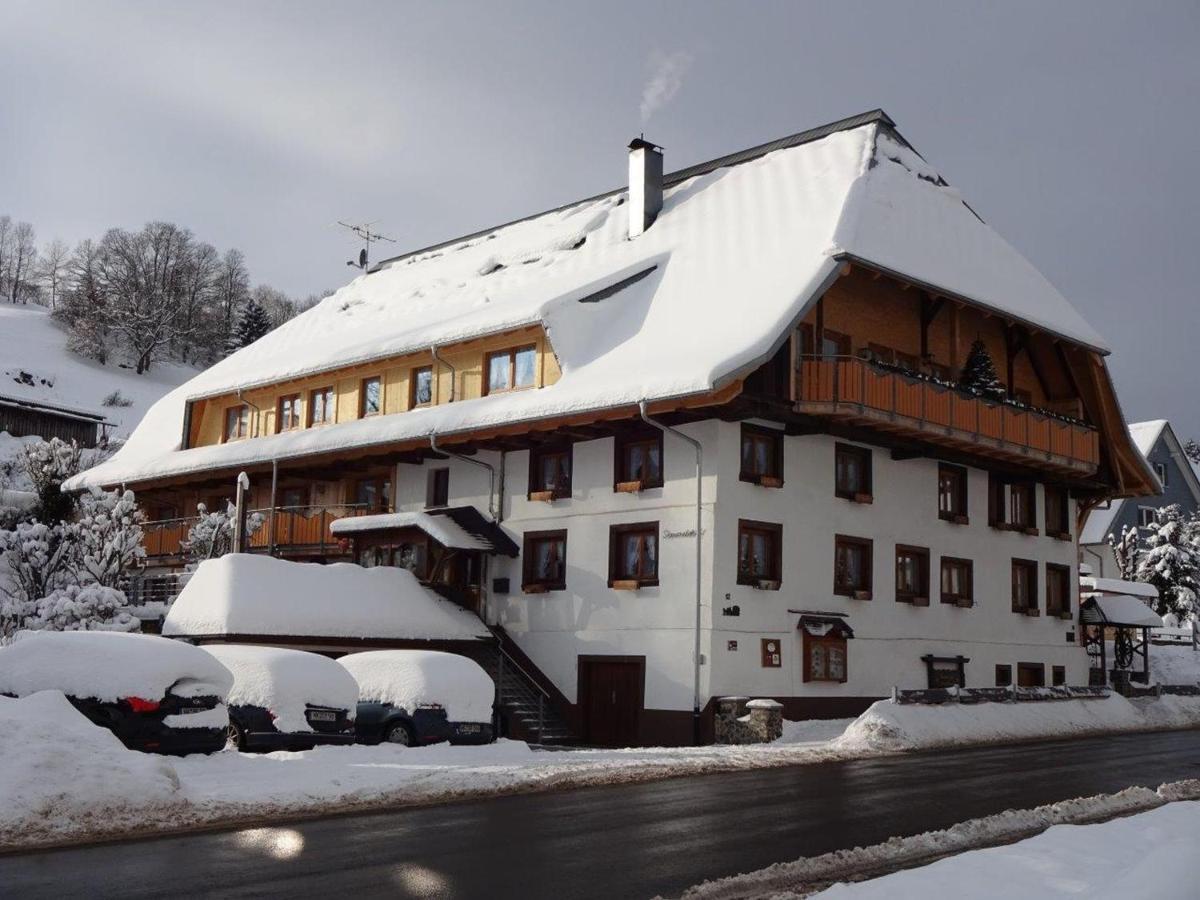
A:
[472,637,574,745]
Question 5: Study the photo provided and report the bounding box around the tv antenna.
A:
[337,221,396,271]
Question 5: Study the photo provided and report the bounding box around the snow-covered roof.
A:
[1081,594,1164,628]
[338,649,494,723]
[202,644,359,733]
[0,631,233,704]
[162,554,491,641]
[69,111,1113,490]
[1080,576,1159,599]
[330,510,491,550]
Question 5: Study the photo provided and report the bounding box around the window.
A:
[1154,461,1168,486]
[834,443,872,501]
[923,655,966,689]
[995,664,1013,687]
[1044,486,1070,538]
[360,376,382,417]
[865,343,894,364]
[821,329,851,358]
[834,535,873,599]
[485,345,537,394]
[940,557,974,607]
[740,424,784,486]
[987,473,1007,527]
[1138,506,1156,528]
[1011,559,1038,615]
[223,405,249,442]
[280,487,305,509]
[1017,662,1045,687]
[411,366,434,407]
[529,445,572,500]
[1052,665,1066,687]
[522,529,567,592]
[608,522,659,587]
[895,545,930,605]
[277,394,302,433]
[895,351,920,372]
[309,386,334,426]
[425,468,449,508]
[354,477,391,513]
[1046,563,1071,618]
[614,430,663,490]
[1009,483,1036,531]
[737,519,782,587]
[803,634,847,683]
[938,464,968,523]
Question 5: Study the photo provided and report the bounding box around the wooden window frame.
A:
[1137,506,1156,528]
[922,654,967,689]
[995,664,1013,687]
[821,328,851,358]
[608,522,660,588]
[308,386,334,427]
[834,534,873,600]
[614,429,664,492]
[1046,562,1072,619]
[484,345,537,395]
[1044,486,1070,539]
[522,529,567,593]
[802,631,848,684]
[528,444,573,501]
[894,544,930,606]
[1011,558,1039,616]
[739,423,784,487]
[834,443,873,503]
[410,365,434,408]
[359,376,383,418]
[222,405,249,442]
[354,476,390,513]
[987,472,1007,528]
[425,468,449,509]
[937,463,969,524]
[276,394,302,433]
[1009,482,1037,534]
[1052,665,1067,687]
[940,556,974,608]
[736,519,782,589]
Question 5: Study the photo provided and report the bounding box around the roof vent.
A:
[628,136,663,239]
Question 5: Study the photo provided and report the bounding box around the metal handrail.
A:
[491,628,550,743]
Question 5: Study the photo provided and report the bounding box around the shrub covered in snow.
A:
[26,584,138,633]
[182,501,263,567]
[338,650,494,723]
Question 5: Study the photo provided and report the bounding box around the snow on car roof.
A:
[203,644,358,734]
[163,554,491,642]
[69,112,1110,491]
[338,649,494,723]
[0,631,233,704]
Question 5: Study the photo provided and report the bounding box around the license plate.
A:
[458,723,481,734]
[177,706,203,715]
[309,710,337,722]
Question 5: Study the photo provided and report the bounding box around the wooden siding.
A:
[0,404,101,448]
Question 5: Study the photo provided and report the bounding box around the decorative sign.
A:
[761,638,781,668]
[663,528,707,539]
[722,605,741,617]
[727,640,738,652]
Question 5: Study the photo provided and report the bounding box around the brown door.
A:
[1017,662,1045,687]
[580,659,643,747]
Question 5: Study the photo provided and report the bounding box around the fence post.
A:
[538,694,544,744]
[891,685,898,703]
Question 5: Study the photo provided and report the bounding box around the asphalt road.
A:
[5,729,1200,900]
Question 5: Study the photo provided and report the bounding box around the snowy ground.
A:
[4,689,1200,852]
[1150,643,1200,685]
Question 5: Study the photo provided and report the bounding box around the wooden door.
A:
[580,658,643,747]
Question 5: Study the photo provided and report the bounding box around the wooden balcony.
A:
[140,504,377,561]
[796,356,1099,475]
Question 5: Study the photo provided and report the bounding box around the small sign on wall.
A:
[761,638,781,668]
[727,640,738,652]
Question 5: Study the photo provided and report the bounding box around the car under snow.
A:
[338,650,496,746]
[0,630,232,755]
[203,644,358,752]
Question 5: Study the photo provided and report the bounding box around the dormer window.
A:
[223,406,249,442]
[360,376,382,417]
[485,346,537,394]
[309,386,334,426]
[411,366,433,407]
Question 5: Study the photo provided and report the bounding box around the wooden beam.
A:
[919,292,945,360]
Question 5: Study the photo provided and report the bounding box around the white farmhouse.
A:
[70,110,1155,746]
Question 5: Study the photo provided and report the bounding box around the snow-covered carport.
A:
[1080,583,1164,690]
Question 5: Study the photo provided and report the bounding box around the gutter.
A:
[236,389,264,439]
[639,400,704,746]
[429,433,497,521]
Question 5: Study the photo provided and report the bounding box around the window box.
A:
[853,589,872,601]
[1023,606,1041,617]
[529,489,562,503]
[1020,525,1040,536]
[614,480,645,494]
[943,513,969,526]
[522,583,550,595]
[1046,530,1072,541]
[955,596,974,609]
[754,578,781,591]
[759,475,784,489]
[851,491,873,505]
[910,595,930,607]
[611,579,641,591]
[1058,609,1074,620]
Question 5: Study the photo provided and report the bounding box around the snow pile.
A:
[675,784,1200,900]
[0,691,183,846]
[1150,644,1200,685]
[203,644,359,733]
[835,693,1200,754]
[338,650,494,722]
[0,630,232,702]
[162,554,491,641]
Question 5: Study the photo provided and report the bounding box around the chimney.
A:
[628,136,663,239]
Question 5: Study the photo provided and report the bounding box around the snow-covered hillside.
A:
[0,304,197,439]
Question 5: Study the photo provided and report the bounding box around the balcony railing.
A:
[140,504,378,560]
[796,356,1099,474]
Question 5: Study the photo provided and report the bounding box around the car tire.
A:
[384,721,415,746]
[226,723,246,751]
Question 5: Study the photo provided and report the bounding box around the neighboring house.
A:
[68,110,1155,746]
[1079,420,1200,578]
[0,393,107,448]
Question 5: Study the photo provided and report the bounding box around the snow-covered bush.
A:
[21,437,82,524]
[183,501,262,567]
[0,521,72,638]
[27,584,138,633]
[70,488,144,588]
[1136,505,1200,621]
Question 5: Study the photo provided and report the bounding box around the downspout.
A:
[639,400,704,746]
[429,433,496,520]
[430,344,455,403]
[236,388,263,438]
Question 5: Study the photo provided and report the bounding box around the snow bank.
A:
[162,554,491,641]
[835,693,1200,753]
[338,650,494,722]
[203,644,359,733]
[0,691,183,846]
[1150,644,1200,685]
[0,630,232,703]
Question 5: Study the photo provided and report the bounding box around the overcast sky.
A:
[2,1,1197,437]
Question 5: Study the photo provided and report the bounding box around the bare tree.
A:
[0,215,11,298]
[8,221,38,304]
[37,239,71,310]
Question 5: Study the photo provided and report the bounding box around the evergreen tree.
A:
[957,338,1006,400]
[1135,505,1200,621]
[1184,438,1200,467]
[226,297,272,354]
